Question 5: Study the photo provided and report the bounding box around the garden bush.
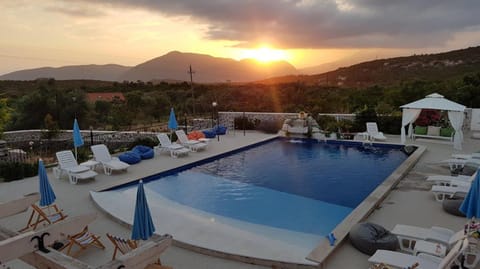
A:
[0,161,38,182]
[255,119,284,134]
[128,136,158,150]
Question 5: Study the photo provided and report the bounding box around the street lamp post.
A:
[212,102,217,128]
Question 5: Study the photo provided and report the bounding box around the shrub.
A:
[128,136,158,150]
[255,119,284,134]
[0,161,38,182]
[317,115,338,133]
[234,117,257,130]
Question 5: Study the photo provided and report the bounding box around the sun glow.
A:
[239,46,289,63]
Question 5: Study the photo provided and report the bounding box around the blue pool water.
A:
[115,139,408,236]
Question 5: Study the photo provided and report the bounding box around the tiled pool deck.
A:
[0,131,475,268]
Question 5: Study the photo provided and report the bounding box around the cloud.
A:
[50,0,480,48]
[45,2,106,17]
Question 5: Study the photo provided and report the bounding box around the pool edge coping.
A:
[305,143,426,266]
[90,137,424,269]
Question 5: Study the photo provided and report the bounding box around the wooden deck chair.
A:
[107,234,172,268]
[65,226,105,257]
[106,233,138,260]
[19,203,67,232]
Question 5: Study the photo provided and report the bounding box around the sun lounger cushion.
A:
[132,145,154,159]
[118,151,141,164]
[414,126,427,135]
[349,222,399,255]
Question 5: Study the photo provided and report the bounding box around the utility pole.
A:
[188,65,195,116]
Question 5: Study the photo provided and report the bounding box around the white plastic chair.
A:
[368,238,467,269]
[366,122,387,141]
[155,133,190,158]
[55,150,97,184]
[391,224,464,253]
[430,183,470,202]
[426,172,476,187]
[90,144,129,175]
[175,130,207,152]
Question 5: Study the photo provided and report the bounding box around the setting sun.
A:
[238,46,289,63]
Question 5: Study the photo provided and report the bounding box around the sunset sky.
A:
[1,0,479,75]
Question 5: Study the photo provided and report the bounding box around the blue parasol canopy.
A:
[168,108,178,130]
[73,118,84,160]
[38,159,56,207]
[460,169,480,218]
[73,118,84,148]
[131,180,156,240]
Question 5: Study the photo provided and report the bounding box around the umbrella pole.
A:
[75,147,78,160]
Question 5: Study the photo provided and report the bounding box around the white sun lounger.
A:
[437,156,480,172]
[91,144,130,175]
[54,150,98,184]
[430,183,470,202]
[155,133,190,158]
[366,122,386,141]
[426,172,476,186]
[368,238,467,269]
[391,224,464,253]
[175,130,207,152]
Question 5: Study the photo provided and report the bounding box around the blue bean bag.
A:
[203,129,216,138]
[214,125,227,135]
[118,151,141,164]
[132,145,154,159]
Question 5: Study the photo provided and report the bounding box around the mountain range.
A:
[1,46,479,85]
[0,51,297,83]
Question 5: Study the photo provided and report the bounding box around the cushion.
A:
[414,126,427,135]
[118,151,141,164]
[442,198,466,217]
[440,127,454,137]
[427,126,440,136]
[132,145,154,159]
[214,125,228,135]
[349,222,399,255]
[202,130,216,138]
[188,131,205,140]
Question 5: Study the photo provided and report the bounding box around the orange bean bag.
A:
[187,131,205,140]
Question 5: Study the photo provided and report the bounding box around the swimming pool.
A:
[114,139,408,237]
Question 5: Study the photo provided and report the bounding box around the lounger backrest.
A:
[91,144,112,163]
[437,237,468,269]
[156,133,172,147]
[175,130,188,143]
[56,150,78,169]
[106,233,137,256]
[366,122,380,134]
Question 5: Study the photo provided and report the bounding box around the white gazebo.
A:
[400,93,466,149]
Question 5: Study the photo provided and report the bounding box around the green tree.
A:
[0,99,11,136]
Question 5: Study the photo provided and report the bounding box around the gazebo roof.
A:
[400,93,466,112]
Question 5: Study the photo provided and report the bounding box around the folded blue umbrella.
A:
[73,118,84,160]
[131,180,156,240]
[38,159,56,207]
[168,108,178,130]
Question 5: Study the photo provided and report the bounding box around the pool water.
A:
[116,139,407,236]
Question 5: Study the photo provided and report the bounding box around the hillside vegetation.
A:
[0,46,479,134]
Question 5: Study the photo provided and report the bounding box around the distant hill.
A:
[120,51,297,83]
[260,46,480,87]
[0,64,130,81]
[0,51,297,83]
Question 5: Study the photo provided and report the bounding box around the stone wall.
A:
[218,112,300,130]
